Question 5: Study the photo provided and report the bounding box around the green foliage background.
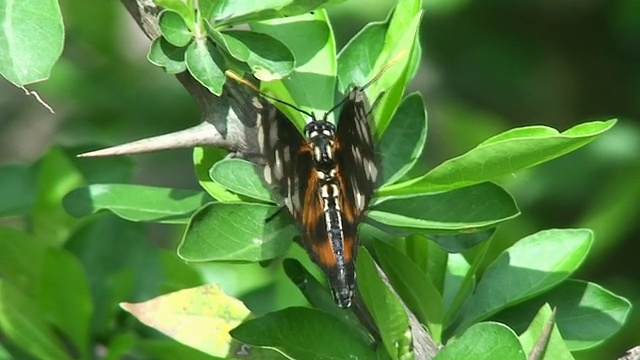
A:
[0,0,638,359]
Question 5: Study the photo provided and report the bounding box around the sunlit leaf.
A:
[0,0,64,85]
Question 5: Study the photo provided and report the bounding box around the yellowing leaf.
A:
[121,284,250,357]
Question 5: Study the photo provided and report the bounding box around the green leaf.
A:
[434,322,525,360]
[456,229,593,332]
[231,307,377,360]
[178,202,297,262]
[209,159,273,203]
[121,284,251,358]
[357,248,409,360]
[375,240,444,343]
[379,120,617,196]
[39,249,93,359]
[442,253,472,314]
[336,0,422,136]
[138,337,260,360]
[428,228,496,253]
[369,182,519,231]
[147,37,187,74]
[65,217,164,336]
[282,259,374,347]
[213,30,294,81]
[337,22,386,93]
[32,147,84,246]
[63,184,208,224]
[494,280,632,351]
[252,11,336,121]
[518,304,574,360]
[158,250,203,294]
[0,163,37,216]
[159,10,193,47]
[206,0,338,27]
[0,280,72,360]
[444,240,490,327]
[68,146,134,184]
[185,38,226,95]
[369,0,423,135]
[378,92,428,185]
[154,0,195,27]
[193,147,243,202]
[0,227,46,297]
[0,0,64,86]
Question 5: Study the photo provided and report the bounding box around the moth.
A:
[250,76,383,309]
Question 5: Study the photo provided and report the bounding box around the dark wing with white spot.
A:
[255,97,320,232]
[334,87,379,223]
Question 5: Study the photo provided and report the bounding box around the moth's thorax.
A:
[305,119,336,169]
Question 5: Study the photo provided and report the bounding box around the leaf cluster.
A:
[0,0,632,359]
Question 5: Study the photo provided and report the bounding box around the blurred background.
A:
[0,0,638,359]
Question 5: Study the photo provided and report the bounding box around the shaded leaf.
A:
[193,147,242,202]
[0,281,72,360]
[357,248,409,360]
[32,147,84,246]
[337,22,386,93]
[282,259,374,347]
[231,307,377,360]
[375,240,444,343]
[369,182,519,231]
[0,228,45,297]
[64,217,164,335]
[442,253,472,315]
[519,304,573,360]
[0,163,37,216]
[178,202,297,262]
[186,38,226,95]
[39,249,93,359]
[429,228,496,253]
[456,229,593,332]
[494,280,632,351]
[214,30,294,80]
[63,184,208,224]
[434,322,525,360]
[378,92,428,185]
[154,0,195,27]
[159,10,193,47]
[148,37,187,74]
[209,159,273,203]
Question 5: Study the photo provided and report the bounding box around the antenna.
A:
[323,50,408,120]
[225,70,315,119]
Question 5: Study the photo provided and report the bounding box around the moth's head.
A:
[305,120,336,167]
[304,119,335,140]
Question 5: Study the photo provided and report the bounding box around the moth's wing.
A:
[256,98,321,237]
[334,87,379,224]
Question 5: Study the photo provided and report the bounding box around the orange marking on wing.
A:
[312,240,337,268]
[342,236,355,263]
[301,170,321,236]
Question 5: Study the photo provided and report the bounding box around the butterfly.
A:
[249,78,382,309]
[226,62,396,307]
